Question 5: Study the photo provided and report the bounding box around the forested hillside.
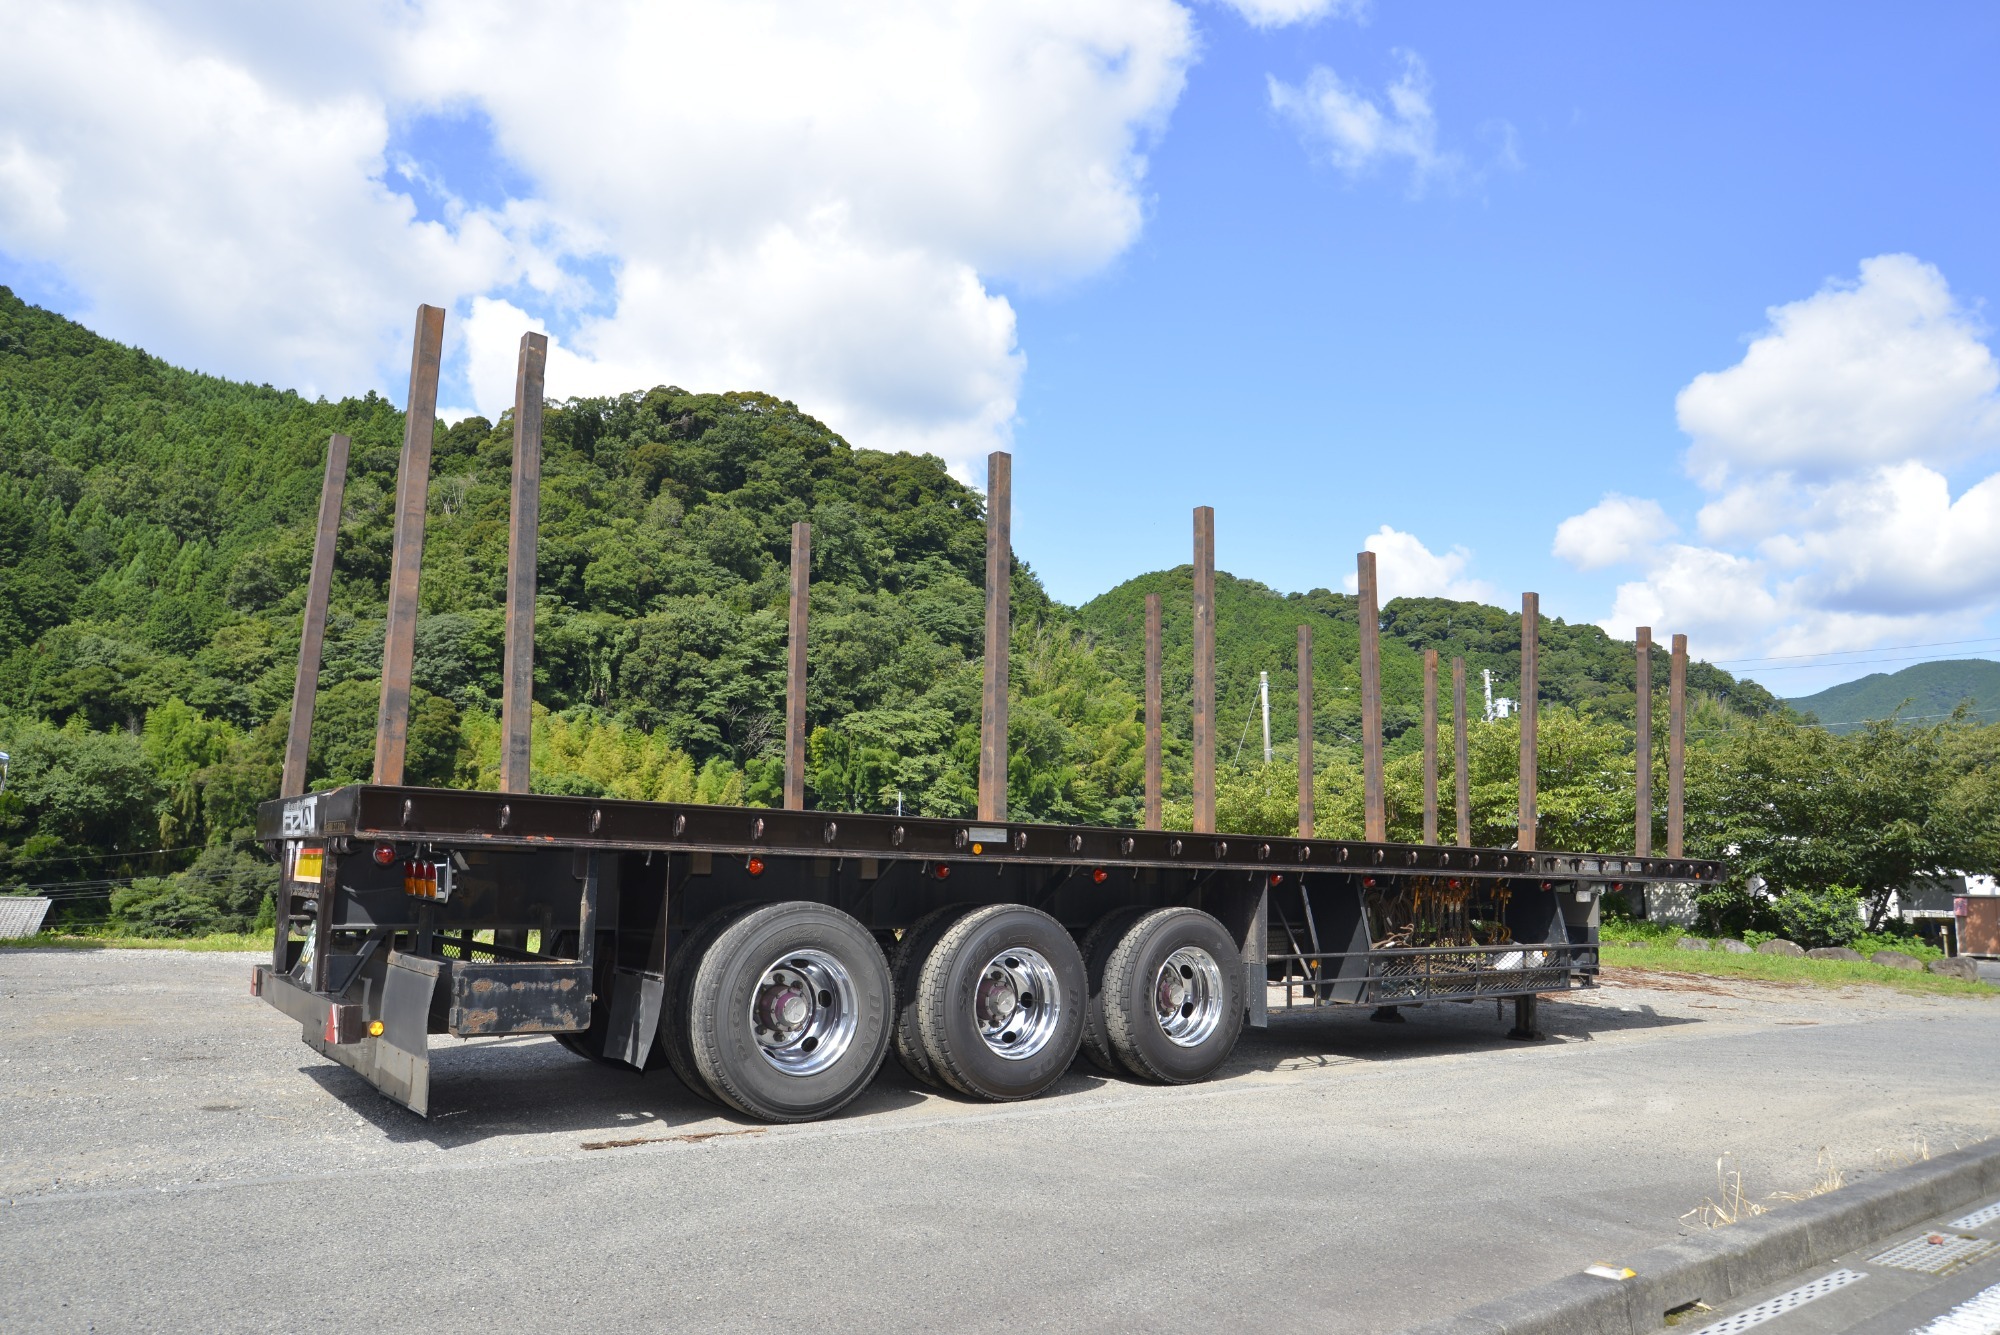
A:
[2,288,1991,940]
[1788,660,2000,732]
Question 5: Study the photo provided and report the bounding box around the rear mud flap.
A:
[258,955,439,1118]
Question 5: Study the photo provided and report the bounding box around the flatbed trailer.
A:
[249,305,1722,1123]
[253,784,1721,1120]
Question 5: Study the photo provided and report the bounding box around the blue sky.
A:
[1006,3,2000,694]
[3,1,1997,696]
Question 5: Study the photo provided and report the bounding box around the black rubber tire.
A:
[683,902,893,1123]
[1077,906,1149,1075]
[658,908,754,1105]
[916,903,1086,1102]
[1100,907,1244,1084]
[888,904,978,1089]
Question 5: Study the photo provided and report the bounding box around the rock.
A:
[1757,939,1805,956]
[1676,937,1710,951]
[1871,950,1923,971]
[1807,947,1864,961]
[1718,939,1753,954]
[1927,956,1980,981]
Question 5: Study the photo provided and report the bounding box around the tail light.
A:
[402,859,453,902]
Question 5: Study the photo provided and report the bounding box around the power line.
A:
[1735,652,2000,673]
[1716,637,2000,666]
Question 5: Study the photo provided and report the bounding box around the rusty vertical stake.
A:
[979,451,1011,822]
[373,303,446,786]
[1452,655,1470,846]
[1518,592,1540,852]
[1422,650,1439,845]
[1635,626,1653,856]
[1144,593,1163,830]
[1669,632,1687,858]
[1192,506,1216,835]
[1297,624,1314,838]
[1357,551,1385,842]
[281,433,350,798]
[499,332,547,795]
[786,522,810,810]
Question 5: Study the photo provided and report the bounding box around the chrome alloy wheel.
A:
[973,948,1062,1060]
[1153,945,1225,1047]
[749,949,858,1076]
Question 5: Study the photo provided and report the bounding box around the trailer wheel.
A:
[889,904,977,1089]
[659,908,754,1105]
[916,904,1086,1102]
[1077,907,1149,1075]
[680,902,893,1123]
[1099,908,1243,1084]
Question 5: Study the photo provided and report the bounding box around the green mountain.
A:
[1788,659,2000,733]
[0,287,1783,930]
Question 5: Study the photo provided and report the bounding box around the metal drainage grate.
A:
[1687,1269,1865,1335]
[1910,1280,2000,1335]
[1950,1200,2000,1232]
[1868,1234,1999,1276]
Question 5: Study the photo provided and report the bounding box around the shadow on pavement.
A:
[299,989,1697,1144]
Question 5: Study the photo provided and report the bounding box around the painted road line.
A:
[1686,1269,1866,1335]
[1908,1279,2000,1335]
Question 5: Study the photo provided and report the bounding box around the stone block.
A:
[1718,938,1753,954]
[1757,939,1805,956]
[1871,950,1922,971]
[1806,947,1864,961]
[1927,956,1980,981]
[1676,936,1709,951]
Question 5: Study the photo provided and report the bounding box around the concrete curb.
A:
[1401,1136,2000,1335]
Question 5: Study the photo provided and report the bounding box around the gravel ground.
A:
[2,948,1996,1333]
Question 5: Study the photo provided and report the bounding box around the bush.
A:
[109,845,278,937]
[1769,884,1863,949]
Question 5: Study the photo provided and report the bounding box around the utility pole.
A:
[1259,670,1272,765]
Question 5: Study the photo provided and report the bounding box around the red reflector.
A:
[373,842,396,866]
[250,967,263,997]
[323,1009,340,1044]
[1269,873,1284,886]
[935,864,952,881]
[746,858,766,877]
[1362,877,1376,888]
[1091,868,1108,884]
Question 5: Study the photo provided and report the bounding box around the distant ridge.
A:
[1787,659,2000,733]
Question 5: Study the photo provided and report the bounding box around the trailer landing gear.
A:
[1506,994,1544,1041]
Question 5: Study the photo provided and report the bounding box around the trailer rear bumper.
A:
[254,957,438,1117]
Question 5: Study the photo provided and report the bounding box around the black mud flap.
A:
[603,967,666,1068]
[256,954,439,1117]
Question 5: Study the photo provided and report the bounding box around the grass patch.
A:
[1601,943,1993,997]
[0,929,269,952]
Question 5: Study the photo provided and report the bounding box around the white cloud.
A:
[1675,253,2000,486]
[1341,526,1496,604]
[0,0,1198,471]
[1268,53,1457,187]
[1211,0,1368,28]
[1552,494,1677,571]
[1578,256,2000,678]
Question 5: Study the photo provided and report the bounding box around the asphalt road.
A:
[3,950,1997,1334]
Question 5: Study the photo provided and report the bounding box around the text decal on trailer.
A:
[281,796,319,838]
